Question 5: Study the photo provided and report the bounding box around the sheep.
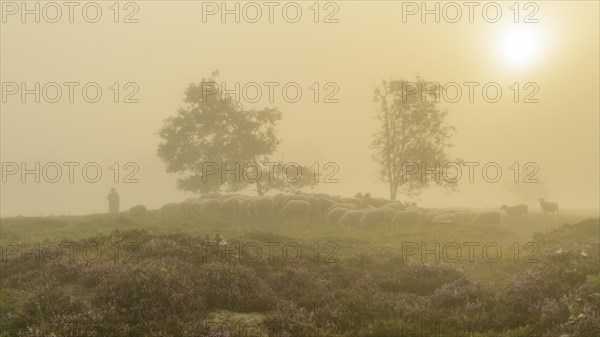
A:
[318,193,343,203]
[317,197,337,216]
[160,202,180,219]
[179,200,204,216]
[273,193,287,210]
[283,194,310,206]
[338,210,365,227]
[455,211,476,224]
[500,204,528,216]
[441,209,460,213]
[239,198,252,214]
[369,198,390,208]
[306,195,322,218]
[247,196,274,217]
[391,210,424,226]
[383,202,406,211]
[538,199,559,215]
[199,199,220,216]
[357,193,390,208]
[341,197,366,208]
[327,207,351,225]
[424,211,445,224]
[282,200,311,224]
[128,204,147,217]
[199,193,223,200]
[359,208,389,228]
[432,213,457,225]
[179,201,193,216]
[283,194,320,216]
[471,211,501,225]
[219,198,240,217]
[326,203,358,214]
[381,206,399,220]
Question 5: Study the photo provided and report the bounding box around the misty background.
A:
[1,1,598,217]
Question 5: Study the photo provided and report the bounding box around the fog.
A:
[1,1,598,217]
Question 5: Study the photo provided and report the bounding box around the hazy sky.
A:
[1,1,598,216]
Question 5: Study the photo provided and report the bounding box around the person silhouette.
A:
[107,188,120,213]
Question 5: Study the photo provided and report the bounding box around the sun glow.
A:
[498,26,545,68]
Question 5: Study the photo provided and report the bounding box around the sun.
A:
[497,26,544,68]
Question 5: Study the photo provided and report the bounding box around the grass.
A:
[1,210,596,286]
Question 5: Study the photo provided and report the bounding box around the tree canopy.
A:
[157,72,317,196]
[371,76,460,201]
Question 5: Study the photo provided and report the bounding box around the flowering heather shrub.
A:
[92,258,206,322]
[313,263,354,289]
[198,262,276,312]
[498,247,598,330]
[179,320,265,337]
[137,234,209,264]
[315,273,393,332]
[572,276,600,316]
[263,301,336,337]
[554,307,600,337]
[428,278,496,326]
[337,272,382,327]
[92,228,152,248]
[269,266,328,309]
[16,286,86,327]
[533,218,600,252]
[539,251,595,296]
[378,263,464,295]
[545,275,600,337]
[498,269,560,329]
[2,220,598,337]
[532,296,570,330]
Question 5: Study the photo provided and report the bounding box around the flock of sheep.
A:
[127,193,560,228]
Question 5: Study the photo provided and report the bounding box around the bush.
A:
[199,262,276,312]
[379,263,464,295]
[15,285,85,327]
[428,278,496,326]
[92,258,205,322]
[263,301,336,337]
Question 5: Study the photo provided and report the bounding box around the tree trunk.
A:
[256,181,264,196]
[388,173,397,201]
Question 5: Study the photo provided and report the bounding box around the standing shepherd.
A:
[107,188,120,213]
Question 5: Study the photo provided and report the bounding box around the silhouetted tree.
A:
[157,72,317,196]
[371,76,460,201]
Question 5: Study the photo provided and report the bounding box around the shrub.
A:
[199,262,276,312]
[379,263,464,295]
[92,258,205,322]
[428,278,496,326]
[263,301,335,337]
